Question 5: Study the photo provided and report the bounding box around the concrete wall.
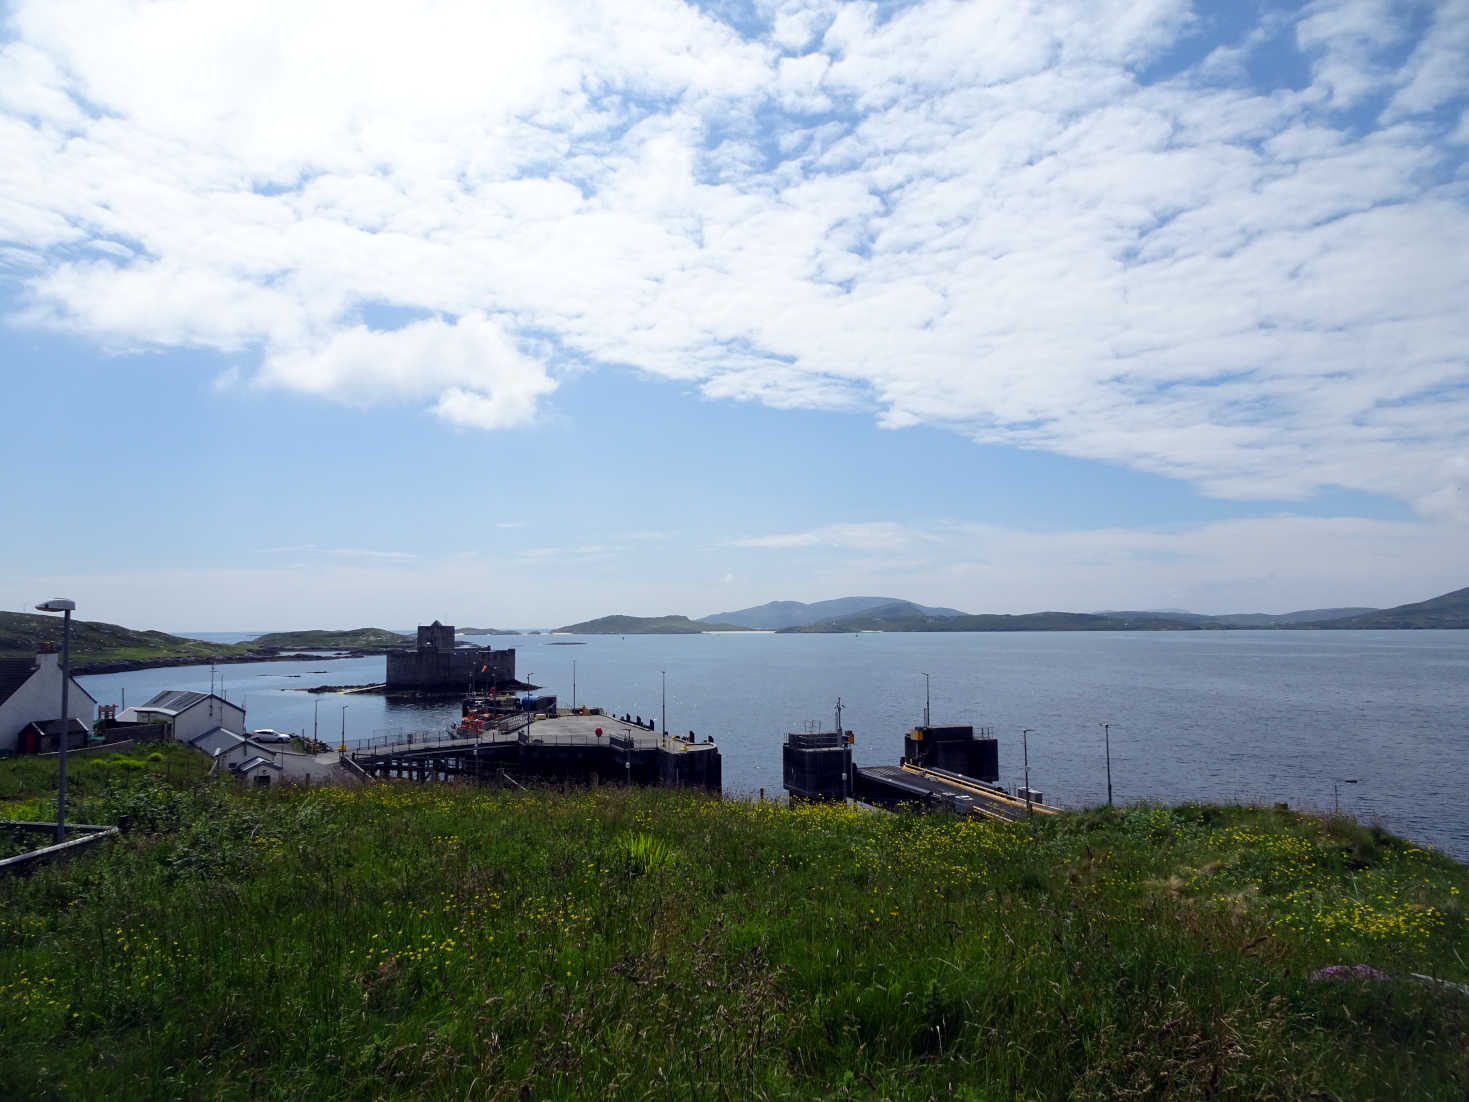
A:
[0,654,97,755]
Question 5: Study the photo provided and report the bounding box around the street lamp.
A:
[35,598,75,844]
[1099,722,1115,808]
[340,704,349,747]
[313,697,320,742]
[920,672,930,728]
[572,659,577,710]
[1333,777,1359,814]
[660,669,666,734]
[1021,728,1033,819]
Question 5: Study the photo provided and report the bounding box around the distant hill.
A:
[701,597,964,630]
[1093,607,1377,628]
[780,604,1199,633]
[554,615,748,635]
[0,611,251,667]
[1302,586,1469,629]
[250,628,413,649]
[455,627,523,636]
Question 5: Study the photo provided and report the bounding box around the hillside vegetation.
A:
[553,614,748,634]
[250,627,413,649]
[781,604,1200,633]
[1,772,1465,1100]
[0,611,250,668]
[700,597,965,630]
[1308,586,1469,629]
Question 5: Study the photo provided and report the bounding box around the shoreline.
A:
[69,650,388,677]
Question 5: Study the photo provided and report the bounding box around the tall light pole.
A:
[920,672,930,728]
[35,599,75,844]
[340,704,349,747]
[572,660,577,710]
[1021,728,1033,818]
[313,697,320,742]
[1099,722,1114,808]
[1333,777,1359,814]
[660,669,666,734]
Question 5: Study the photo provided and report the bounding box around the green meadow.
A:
[1,755,1465,1100]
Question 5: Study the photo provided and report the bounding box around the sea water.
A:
[78,629,1469,861]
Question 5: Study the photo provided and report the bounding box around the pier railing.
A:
[349,713,531,760]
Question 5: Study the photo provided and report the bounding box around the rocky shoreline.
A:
[72,649,390,676]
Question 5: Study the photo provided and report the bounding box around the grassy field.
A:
[0,741,209,808]
[0,771,1464,1100]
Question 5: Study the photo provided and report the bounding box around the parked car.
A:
[250,729,294,744]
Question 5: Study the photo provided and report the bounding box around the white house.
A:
[186,725,283,787]
[0,652,97,755]
[117,690,245,745]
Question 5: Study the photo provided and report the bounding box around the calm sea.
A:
[78,630,1469,861]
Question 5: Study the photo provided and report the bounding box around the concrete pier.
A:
[351,712,721,793]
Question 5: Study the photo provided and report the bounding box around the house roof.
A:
[0,658,35,709]
[23,717,90,736]
[235,756,282,773]
[137,690,241,717]
[188,726,246,754]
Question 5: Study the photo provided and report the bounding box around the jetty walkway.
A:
[350,712,721,791]
[855,763,1061,821]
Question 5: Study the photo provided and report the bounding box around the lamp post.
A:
[1099,722,1115,808]
[313,697,320,742]
[572,660,577,710]
[920,672,930,728]
[660,669,666,734]
[1021,728,1033,819]
[35,598,75,844]
[340,705,349,748]
[1333,777,1359,814]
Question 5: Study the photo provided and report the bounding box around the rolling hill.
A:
[553,614,748,634]
[700,596,965,630]
[1302,585,1469,629]
[1092,607,1378,628]
[778,603,1200,633]
[0,611,251,667]
[249,628,413,649]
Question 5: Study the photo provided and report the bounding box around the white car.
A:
[250,729,294,744]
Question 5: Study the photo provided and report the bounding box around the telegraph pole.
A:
[1100,722,1114,807]
[921,672,930,728]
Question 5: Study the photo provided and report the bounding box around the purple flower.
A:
[1311,964,1389,983]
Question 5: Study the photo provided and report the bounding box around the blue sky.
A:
[1,0,1466,630]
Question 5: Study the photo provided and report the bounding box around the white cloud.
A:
[1,0,1466,500]
[734,522,921,551]
[260,313,557,428]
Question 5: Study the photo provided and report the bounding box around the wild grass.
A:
[0,741,207,811]
[0,778,1464,1100]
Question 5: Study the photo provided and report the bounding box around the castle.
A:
[384,622,516,692]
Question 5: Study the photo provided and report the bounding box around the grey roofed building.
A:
[188,726,248,755]
[119,690,246,748]
[234,756,282,776]
[18,717,91,753]
[136,690,214,715]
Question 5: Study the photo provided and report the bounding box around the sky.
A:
[1,0,1466,631]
